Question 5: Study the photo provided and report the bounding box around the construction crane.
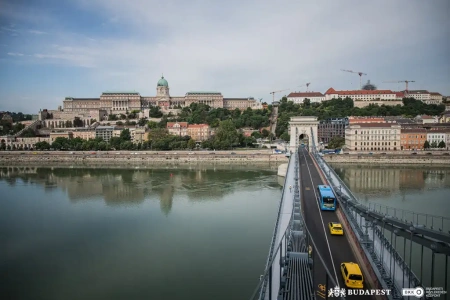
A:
[382,80,416,92]
[297,83,311,92]
[270,89,290,103]
[341,69,367,89]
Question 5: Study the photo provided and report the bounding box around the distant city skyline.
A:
[0,0,449,114]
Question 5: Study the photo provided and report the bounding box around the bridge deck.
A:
[298,148,374,300]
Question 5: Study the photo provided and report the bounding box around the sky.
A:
[0,0,449,114]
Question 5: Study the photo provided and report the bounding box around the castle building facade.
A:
[63,76,262,115]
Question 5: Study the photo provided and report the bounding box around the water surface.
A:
[0,166,281,300]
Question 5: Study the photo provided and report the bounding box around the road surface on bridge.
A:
[299,148,374,299]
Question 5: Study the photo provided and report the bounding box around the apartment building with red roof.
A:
[287,92,325,104]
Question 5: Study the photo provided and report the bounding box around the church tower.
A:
[156,75,170,98]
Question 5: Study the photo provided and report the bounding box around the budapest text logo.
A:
[328,287,391,297]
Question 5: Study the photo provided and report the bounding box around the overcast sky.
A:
[0,0,449,114]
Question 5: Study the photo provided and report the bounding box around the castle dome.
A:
[157,76,168,87]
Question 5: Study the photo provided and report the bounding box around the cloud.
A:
[7,52,24,56]
[0,0,449,114]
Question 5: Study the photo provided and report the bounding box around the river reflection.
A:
[330,164,450,290]
[0,166,280,215]
[330,164,450,219]
[0,165,281,300]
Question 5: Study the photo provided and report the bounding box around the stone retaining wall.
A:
[0,152,288,165]
[323,155,450,165]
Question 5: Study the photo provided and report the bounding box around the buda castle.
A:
[63,75,262,116]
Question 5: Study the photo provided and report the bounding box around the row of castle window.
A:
[354,130,398,134]
[354,142,397,146]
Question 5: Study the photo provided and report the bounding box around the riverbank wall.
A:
[322,154,450,165]
[0,151,288,166]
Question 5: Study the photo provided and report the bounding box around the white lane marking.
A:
[301,149,339,285]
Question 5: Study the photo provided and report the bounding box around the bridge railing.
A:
[366,202,450,233]
[258,154,294,298]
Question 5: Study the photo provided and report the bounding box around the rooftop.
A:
[223,97,255,101]
[186,91,222,95]
[408,90,429,94]
[65,97,100,101]
[350,123,400,128]
[401,128,427,133]
[96,126,116,129]
[287,92,324,97]
[102,91,140,95]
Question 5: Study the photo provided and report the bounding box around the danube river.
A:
[2,164,449,299]
[0,165,282,300]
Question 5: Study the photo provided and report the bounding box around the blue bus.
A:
[317,185,336,211]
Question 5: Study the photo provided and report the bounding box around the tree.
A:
[147,121,159,129]
[138,118,147,126]
[438,141,446,148]
[251,131,262,139]
[424,140,430,149]
[327,136,346,149]
[108,114,118,121]
[431,141,438,148]
[303,98,311,107]
[187,139,196,149]
[149,106,163,118]
[280,132,290,142]
[73,117,83,127]
[212,119,239,150]
[261,129,269,138]
[120,129,131,141]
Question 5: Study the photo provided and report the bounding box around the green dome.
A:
[157,76,168,87]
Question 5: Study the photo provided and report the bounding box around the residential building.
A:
[2,136,51,150]
[187,124,211,141]
[49,131,73,142]
[95,126,115,142]
[400,128,427,150]
[223,97,263,110]
[167,122,188,137]
[439,112,450,123]
[429,92,443,105]
[427,131,447,148]
[133,128,147,144]
[395,92,405,100]
[415,115,438,124]
[406,90,443,104]
[62,75,263,115]
[348,116,386,124]
[324,88,402,108]
[317,118,348,144]
[72,129,96,140]
[345,123,401,151]
[406,90,430,102]
[287,92,325,104]
[384,116,416,125]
